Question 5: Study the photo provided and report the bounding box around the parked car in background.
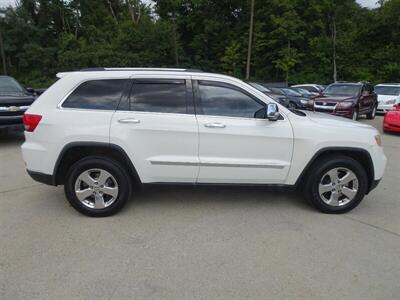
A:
[383,101,400,133]
[289,87,318,98]
[313,82,378,120]
[247,82,289,107]
[292,84,325,94]
[374,83,400,114]
[269,87,311,110]
[22,68,386,216]
[0,76,36,129]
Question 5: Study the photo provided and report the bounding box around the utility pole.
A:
[246,0,255,80]
[0,27,7,75]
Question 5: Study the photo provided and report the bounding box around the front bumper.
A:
[27,170,56,186]
[377,103,395,114]
[383,122,400,132]
[314,106,353,118]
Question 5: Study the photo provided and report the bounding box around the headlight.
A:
[300,99,309,105]
[375,134,382,146]
[385,99,396,104]
[337,101,353,109]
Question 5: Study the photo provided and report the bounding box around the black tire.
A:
[289,102,297,109]
[366,105,377,120]
[64,156,132,217]
[304,155,368,214]
[351,108,359,121]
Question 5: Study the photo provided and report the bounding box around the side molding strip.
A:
[150,160,285,169]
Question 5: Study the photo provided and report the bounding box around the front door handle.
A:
[204,122,226,128]
[118,118,140,124]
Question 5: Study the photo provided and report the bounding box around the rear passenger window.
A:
[130,79,187,114]
[62,79,127,110]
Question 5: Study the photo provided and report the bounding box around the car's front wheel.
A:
[352,108,359,120]
[64,156,132,217]
[366,105,377,120]
[304,155,368,214]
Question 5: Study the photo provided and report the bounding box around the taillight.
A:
[23,114,42,132]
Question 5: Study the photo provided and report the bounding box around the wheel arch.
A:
[54,142,141,186]
[295,147,375,194]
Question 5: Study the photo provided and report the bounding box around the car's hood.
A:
[315,95,356,103]
[0,94,35,105]
[385,110,400,121]
[377,94,398,102]
[302,110,373,129]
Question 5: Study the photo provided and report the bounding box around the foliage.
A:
[0,0,399,87]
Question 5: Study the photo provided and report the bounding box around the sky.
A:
[0,0,379,9]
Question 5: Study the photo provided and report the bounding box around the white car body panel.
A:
[21,69,387,188]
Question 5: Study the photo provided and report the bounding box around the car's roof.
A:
[375,83,400,87]
[56,67,232,79]
[329,82,363,86]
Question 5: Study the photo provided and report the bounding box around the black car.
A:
[247,82,289,108]
[268,87,311,110]
[0,76,36,129]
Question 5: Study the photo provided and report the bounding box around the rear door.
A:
[193,78,293,184]
[110,76,199,183]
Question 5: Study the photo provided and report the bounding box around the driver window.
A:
[198,81,264,118]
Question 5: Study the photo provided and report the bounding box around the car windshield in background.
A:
[323,84,360,96]
[283,88,302,97]
[0,77,25,95]
[374,86,400,96]
[249,82,270,93]
[295,88,312,96]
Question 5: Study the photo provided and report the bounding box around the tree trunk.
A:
[246,0,255,80]
[332,15,337,83]
[0,28,7,75]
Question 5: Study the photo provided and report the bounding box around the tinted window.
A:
[130,79,187,114]
[62,79,127,110]
[198,81,264,118]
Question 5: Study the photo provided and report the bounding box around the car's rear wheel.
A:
[366,105,377,120]
[64,156,132,217]
[304,155,368,214]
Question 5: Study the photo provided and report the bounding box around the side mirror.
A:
[266,103,280,121]
[26,87,35,94]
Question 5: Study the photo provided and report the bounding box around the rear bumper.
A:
[27,170,56,186]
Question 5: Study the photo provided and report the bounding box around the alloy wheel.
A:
[74,168,119,209]
[318,167,359,207]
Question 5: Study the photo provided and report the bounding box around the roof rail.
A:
[79,67,204,73]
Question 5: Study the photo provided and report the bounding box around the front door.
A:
[194,79,293,184]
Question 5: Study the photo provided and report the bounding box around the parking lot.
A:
[0,116,399,299]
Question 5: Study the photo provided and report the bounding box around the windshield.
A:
[295,88,312,96]
[0,77,25,95]
[374,86,400,96]
[283,88,302,97]
[323,84,361,96]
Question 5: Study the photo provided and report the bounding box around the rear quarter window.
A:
[62,79,127,110]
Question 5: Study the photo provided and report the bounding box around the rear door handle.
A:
[118,118,140,124]
[204,122,226,128]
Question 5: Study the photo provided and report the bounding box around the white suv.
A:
[374,83,400,114]
[21,68,386,217]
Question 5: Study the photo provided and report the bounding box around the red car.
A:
[383,104,400,133]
